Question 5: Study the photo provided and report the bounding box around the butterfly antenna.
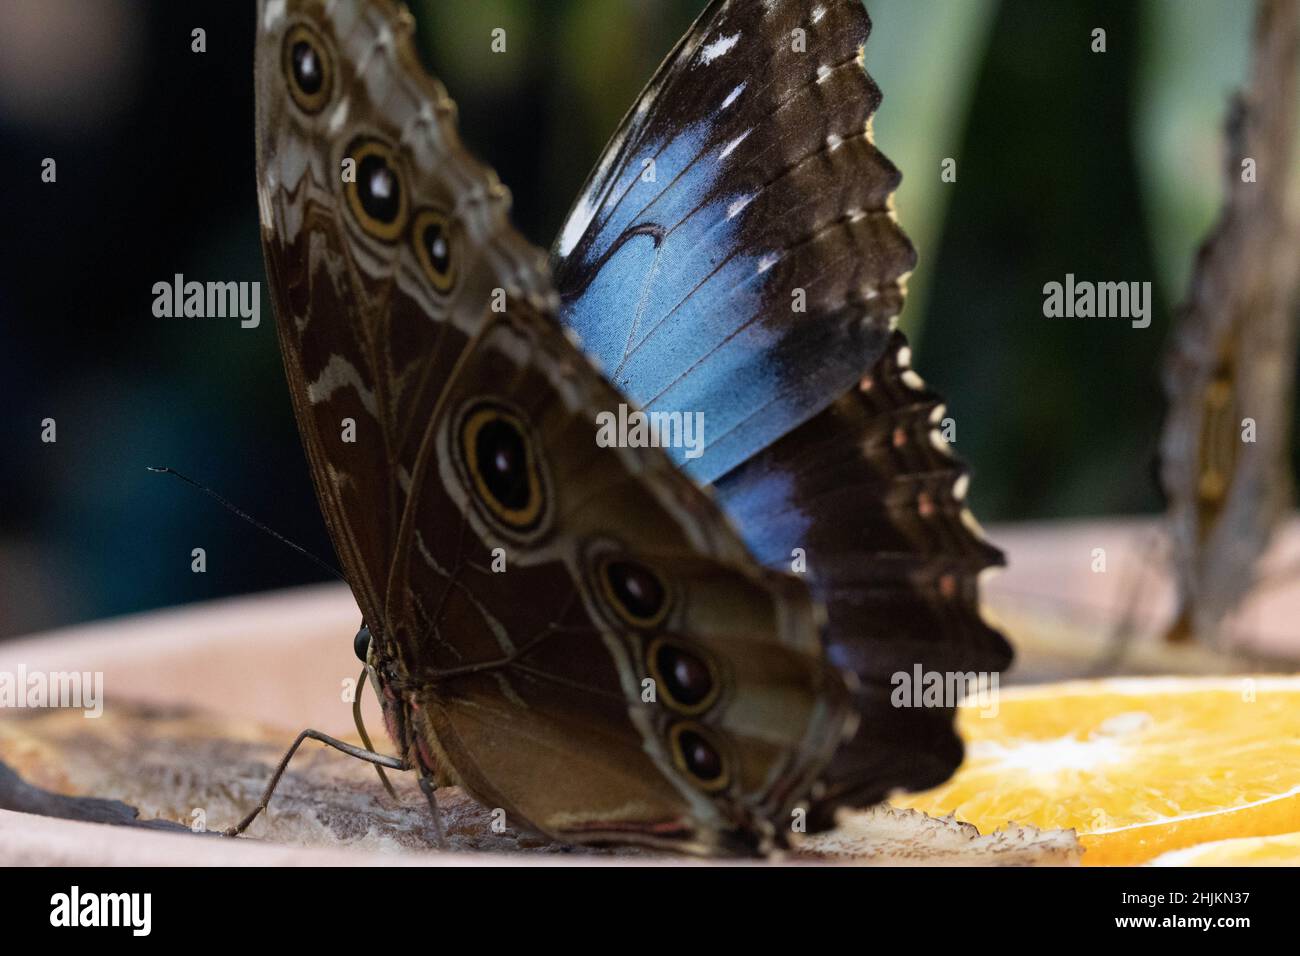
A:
[353,666,399,801]
[147,466,346,583]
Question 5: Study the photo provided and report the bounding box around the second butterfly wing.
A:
[551,0,1012,818]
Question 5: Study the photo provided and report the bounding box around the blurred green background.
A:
[0,0,1293,637]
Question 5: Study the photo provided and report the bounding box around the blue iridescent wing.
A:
[550,0,914,483]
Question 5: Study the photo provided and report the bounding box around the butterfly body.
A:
[255,0,1008,855]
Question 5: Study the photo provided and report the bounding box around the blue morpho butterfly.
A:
[248,0,1010,856]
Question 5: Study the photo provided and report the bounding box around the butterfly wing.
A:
[551,0,916,483]
[714,332,1011,822]
[1158,18,1300,645]
[255,0,854,855]
[552,0,1009,814]
[254,0,556,628]
[383,302,853,854]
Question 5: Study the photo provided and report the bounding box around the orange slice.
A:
[1148,830,1300,866]
[889,676,1300,865]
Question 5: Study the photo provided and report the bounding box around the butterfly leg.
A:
[224,728,408,837]
[353,665,400,801]
[416,771,447,847]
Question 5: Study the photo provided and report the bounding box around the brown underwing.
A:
[1159,0,1300,646]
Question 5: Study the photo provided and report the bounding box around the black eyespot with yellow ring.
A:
[344,138,409,242]
[647,637,719,715]
[282,23,333,114]
[597,556,670,629]
[459,402,548,535]
[668,722,729,792]
[412,209,459,294]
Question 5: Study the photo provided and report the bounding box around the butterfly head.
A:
[352,622,372,664]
